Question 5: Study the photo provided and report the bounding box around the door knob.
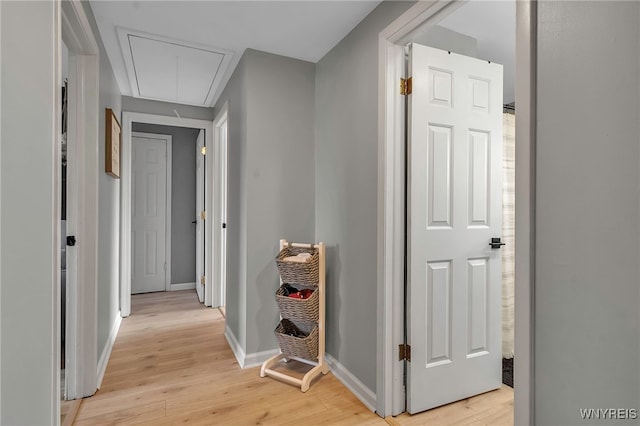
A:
[489,237,506,249]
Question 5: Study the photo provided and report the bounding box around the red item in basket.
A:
[300,289,313,299]
[288,292,303,299]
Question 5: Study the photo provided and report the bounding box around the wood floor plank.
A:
[73,290,513,425]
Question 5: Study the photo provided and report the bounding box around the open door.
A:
[219,120,228,309]
[407,43,503,413]
[195,129,205,303]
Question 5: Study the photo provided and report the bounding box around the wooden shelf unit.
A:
[260,239,329,392]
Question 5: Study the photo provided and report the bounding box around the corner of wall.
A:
[224,324,278,369]
[326,354,376,412]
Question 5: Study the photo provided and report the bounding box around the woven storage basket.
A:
[276,246,319,285]
[275,319,319,360]
[275,285,319,322]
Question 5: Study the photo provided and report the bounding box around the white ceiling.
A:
[90,0,515,108]
[90,1,381,108]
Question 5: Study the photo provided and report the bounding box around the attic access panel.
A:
[119,29,233,107]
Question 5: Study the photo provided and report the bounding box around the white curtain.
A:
[502,112,515,358]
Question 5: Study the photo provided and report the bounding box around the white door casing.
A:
[60,0,100,402]
[407,43,503,413]
[195,130,205,303]
[121,113,214,316]
[131,132,170,294]
[212,103,229,308]
[219,119,228,308]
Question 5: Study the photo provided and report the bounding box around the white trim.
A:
[376,37,406,417]
[60,0,99,402]
[170,282,196,291]
[96,313,122,389]
[116,27,234,108]
[514,2,536,424]
[121,112,214,316]
[130,131,172,293]
[224,326,245,367]
[212,103,229,308]
[326,354,377,413]
[224,326,278,369]
[0,0,3,418]
[53,1,61,422]
[243,349,279,369]
[377,0,535,420]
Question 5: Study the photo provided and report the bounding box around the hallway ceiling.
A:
[90,1,381,108]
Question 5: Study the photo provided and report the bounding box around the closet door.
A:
[407,43,504,414]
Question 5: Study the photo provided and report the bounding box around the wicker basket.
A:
[274,319,319,360]
[276,245,319,285]
[275,285,319,322]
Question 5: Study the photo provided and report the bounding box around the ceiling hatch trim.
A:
[117,27,234,107]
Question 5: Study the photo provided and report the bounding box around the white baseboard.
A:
[244,348,280,369]
[326,353,376,412]
[97,312,122,389]
[170,282,196,291]
[224,325,279,369]
[224,325,246,367]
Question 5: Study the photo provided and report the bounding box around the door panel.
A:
[132,134,168,294]
[407,43,503,413]
[195,130,205,303]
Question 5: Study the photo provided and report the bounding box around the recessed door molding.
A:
[121,112,214,316]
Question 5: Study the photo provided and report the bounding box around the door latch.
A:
[66,236,76,247]
[489,237,506,249]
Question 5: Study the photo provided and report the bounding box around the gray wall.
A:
[315,1,414,394]
[244,50,316,354]
[122,96,214,121]
[83,2,123,368]
[214,53,247,347]
[132,123,199,285]
[1,1,58,423]
[535,1,640,424]
[413,25,478,59]
[214,49,316,355]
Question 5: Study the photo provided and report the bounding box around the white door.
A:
[195,130,205,303]
[407,43,503,413]
[132,133,168,294]
[219,120,228,308]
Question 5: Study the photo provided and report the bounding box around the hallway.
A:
[73,291,385,425]
[72,290,513,425]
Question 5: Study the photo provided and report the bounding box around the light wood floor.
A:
[73,290,513,425]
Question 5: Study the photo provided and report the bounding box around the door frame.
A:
[376,1,536,422]
[121,112,214,316]
[60,0,100,401]
[130,131,173,293]
[195,129,205,301]
[212,103,228,308]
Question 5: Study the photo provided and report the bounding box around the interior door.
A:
[132,133,168,294]
[195,129,205,303]
[219,120,228,308]
[407,43,503,413]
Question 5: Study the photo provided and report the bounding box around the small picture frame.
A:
[105,108,121,178]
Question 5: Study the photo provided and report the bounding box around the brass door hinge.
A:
[400,77,412,95]
[399,344,411,362]
[200,276,205,285]
[201,210,206,220]
[201,146,206,156]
